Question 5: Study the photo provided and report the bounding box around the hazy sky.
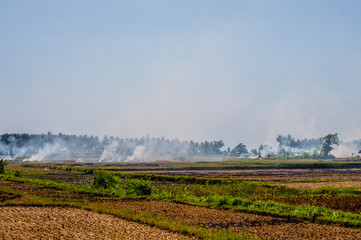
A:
[1,0,361,148]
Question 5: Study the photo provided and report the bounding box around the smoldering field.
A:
[0,133,201,162]
[1,133,361,163]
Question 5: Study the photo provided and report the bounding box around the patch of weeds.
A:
[92,171,118,189]
[124,179,152,196]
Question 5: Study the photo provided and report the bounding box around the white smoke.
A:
[99,140,122,162]
[26,139,70,162]
[126,145,146,162]
[99,137,190,162]
[331,141,361,158]
[260,145,273,157]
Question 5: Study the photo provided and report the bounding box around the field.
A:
[0,207,188,240]
[2,159,361,239]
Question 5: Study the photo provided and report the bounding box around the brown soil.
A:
[0,180,107,203]
[130,168,361,181]
[237,221,361,240]
[275,181,361,189]
[99,199,361,240]
[0,190,20,202]
[0,206,189,240]
[26,173,93,184]
[273,195,361,214]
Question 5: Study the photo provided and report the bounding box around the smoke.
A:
[331,140,361,158]
[99,138,191,162]
[99,140,122,162]
[260,145,273,157]
[26,139,70,162]
[126,145,146,162]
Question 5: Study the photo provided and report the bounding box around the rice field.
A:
[0,207,189,240]
[2,159,361,239]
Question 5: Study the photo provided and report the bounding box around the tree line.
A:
[0,132,350,160]
[0,132,229,159]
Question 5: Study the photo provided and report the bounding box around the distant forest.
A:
[0,132,359,161]
[0,133,225,161]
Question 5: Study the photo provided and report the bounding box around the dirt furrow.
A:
[0,207,190,240]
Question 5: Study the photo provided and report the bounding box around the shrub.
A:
[92,171,118,189]
[0,159,8,174]
[64,166,72,171]
[14,170,22,177]
[124,179,152,196]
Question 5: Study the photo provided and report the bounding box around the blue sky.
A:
[1,0,361,148]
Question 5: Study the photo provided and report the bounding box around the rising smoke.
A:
[331,140,361,158]
[1,133,360,162]
[0,133,223,162]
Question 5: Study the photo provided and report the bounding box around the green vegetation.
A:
[92,171,119,189]
[124,179,152,196]
[3,169,361,226]
[0,159,8,174]
[14,170,22,177]
[4,159,361,238]
[320,133,339,158]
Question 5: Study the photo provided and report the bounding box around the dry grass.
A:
[0,206,189,240]
[275,181,361,189]
[132,168,361,182]
[238,221,361,240]
[98,199,361,240]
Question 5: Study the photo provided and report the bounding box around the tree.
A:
[250,149,258,156]
[258,145,264,158]
[0,159,8,174]
[320,133,339,158]
[280,148,290,158]
[231,143,248,156]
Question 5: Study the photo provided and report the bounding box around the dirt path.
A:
[0,207,190,240]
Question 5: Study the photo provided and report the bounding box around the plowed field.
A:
[275,180,361,189]
[0,206,189,240]
[99,199,361,240]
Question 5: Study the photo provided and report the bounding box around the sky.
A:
[1,0,361,149]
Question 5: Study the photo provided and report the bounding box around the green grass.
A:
[153,190,361,228]
[0,175,254,239]
[4,171,361,228]
[20,159,361,173]
[6,165,361,232]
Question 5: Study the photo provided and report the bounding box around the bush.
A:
[0,159,8,174]
[125,179,152,196]
[92,171,118,189]
[14,170,22,177]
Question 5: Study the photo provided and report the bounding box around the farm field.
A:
[2,159,361,239]
[0,207,189,240]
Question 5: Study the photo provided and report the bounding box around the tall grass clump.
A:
[92,171,119,189]
[124,179,152,196]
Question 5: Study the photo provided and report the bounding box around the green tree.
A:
[231,143,248,156]
[0,159,8,174]
[320,133,339,158]
[280,148,290,158]
[250,149,258,156]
